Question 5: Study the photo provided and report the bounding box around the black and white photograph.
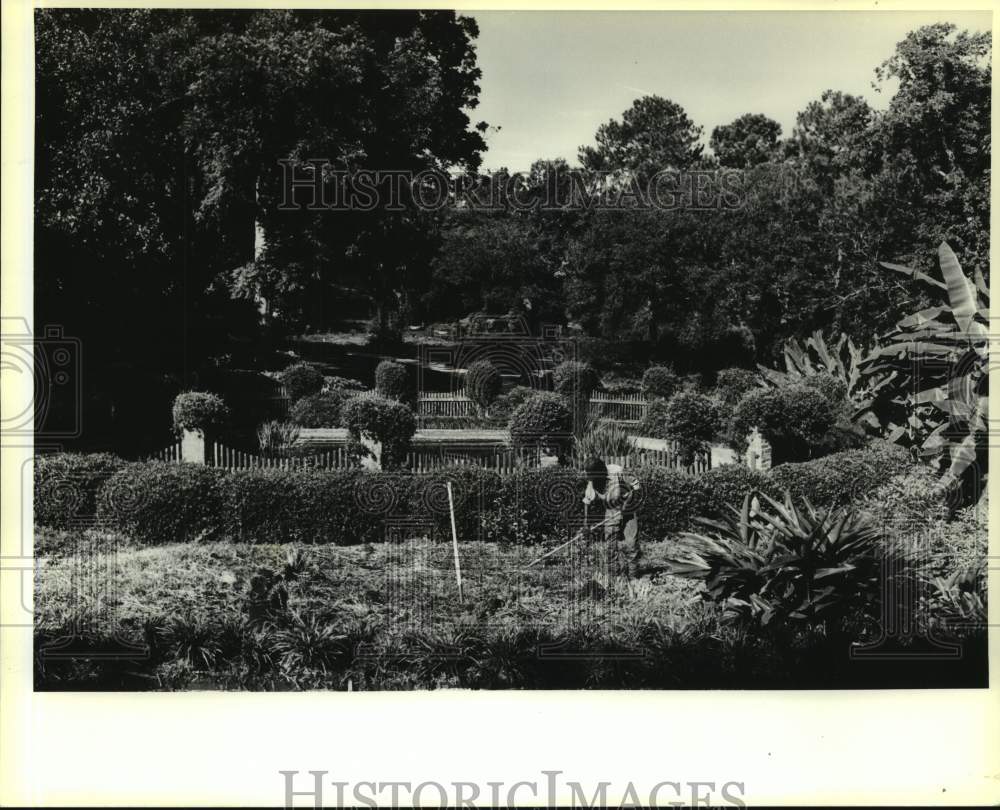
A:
[21,4,991,700]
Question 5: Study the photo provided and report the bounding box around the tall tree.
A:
[710,113,782,168]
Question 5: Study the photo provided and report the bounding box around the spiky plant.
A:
[667,491,885,630]
[272,612,349,674]
[857,242,988,494]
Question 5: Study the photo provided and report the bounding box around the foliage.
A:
[508,392,573,453]
[710,113,782,168]
[289,391,347,428]
[340,394,416,470]
[624,465,712,542]
[697,464,782,515]
[374,360,408,401]
[486,466,585,545]
[408,465,503,541]
[96,462,226,544]
[323,375,366,393]
[171,392,229,434]
[34,452,127,530]
[257,420,301,457]
[714,368,762,407]
[857,243,988,496]
[280,363,324,403]
[641,366,680,401]
[638,397,671,440]
[661,393,721,463]
[729,384,835,462]
[466,360,502,414]
[573,421,636,463]
[668,492,885,630]
[769,440,914,508]
[490,385,538,420]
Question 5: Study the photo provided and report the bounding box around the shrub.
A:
[96,462,226,545]
[487,466,585,544]
[600,375,643,396]
[279,363,324,402]
[662,392,721,463]
[221,468,376,544]
[290,391,347,428]
[171,392,229,434]
[642,366,680,400]
[408,465,503,541]
[802,372,848,407]
[729,384,835,462]
[323,375,366,393]
[374,360,408,401]
[573,421,636,463]
[491,386,537,420]
[508,392,573,454]
[698,464,782,515]
[769,440,914,508]
[34,452,126,530]
[466,360,502,414]
[625,465,711,541]
[552,360,600,402]
[257,420,301,457]
[862,465,951,529]
[638,397,671,440]
[715,368,761,406]
[341,394,416,469]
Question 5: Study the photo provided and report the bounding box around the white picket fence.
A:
[417,390,649,422]
[211,443,352,470]
[146,441,182,462]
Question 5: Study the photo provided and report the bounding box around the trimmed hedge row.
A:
[37,441,921,546]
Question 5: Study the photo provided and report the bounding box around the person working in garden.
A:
[583,456,642,578]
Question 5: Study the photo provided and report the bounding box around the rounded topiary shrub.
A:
[491,386,537,420]
[279,362,324,402]
[96,462,226,545]
[729,384,834,463]
[171,392,229,434]
[35,452,126,530]
[552,360,600,401]
[290,390,347,428]
[638,397,671,440]
[715,368,761,406]
[508,392,573,454]
[466,360,502,414]
[374,360,408,401]
[662,392,721,463]
[323,375,366,393]
[642,365,680,401]
[698,463,782,515]
[341,394,416,469]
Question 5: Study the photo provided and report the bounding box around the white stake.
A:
[446,481,463,602]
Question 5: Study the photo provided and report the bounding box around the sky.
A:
[467,10,992,172]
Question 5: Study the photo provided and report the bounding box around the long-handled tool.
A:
[446,481,464,602]
[525,513,614,568]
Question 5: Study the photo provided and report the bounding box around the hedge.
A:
[96,462,226,545]
[624,465,712,541]
[290,391,347,428]
[487,466,587,545]
[35,452,126,530]
[698,464,782,515]
[769,440,915,507]
[280,363,324,402]
[642,366,680,400]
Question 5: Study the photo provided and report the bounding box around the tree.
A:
[710,114,782,168]
[579,95,704,180]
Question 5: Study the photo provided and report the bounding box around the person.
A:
[582,456,642,578]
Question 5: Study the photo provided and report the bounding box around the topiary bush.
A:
[769,440,915,508]
[638,397,671,440]
[35,452,126,530]
[323,375,366,393]
[642,366,680,401]
[341,394,416,470]
[290,390,347,428]
[729,384,835,463]
[96,462,226,545]
[553,360,600,401]
[171,392,229,434]
[714,368,761,407]
[697,464,782,516]
[374,360,408,401]
[508,392,573,454]
[466,360,502,415]
[491,386,537,420]
[661,392,721,463]
[279,363,324,402]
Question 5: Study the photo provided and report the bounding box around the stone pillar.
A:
[181,428,211,465]
[744,427,772,471]
[359,434,382,471]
